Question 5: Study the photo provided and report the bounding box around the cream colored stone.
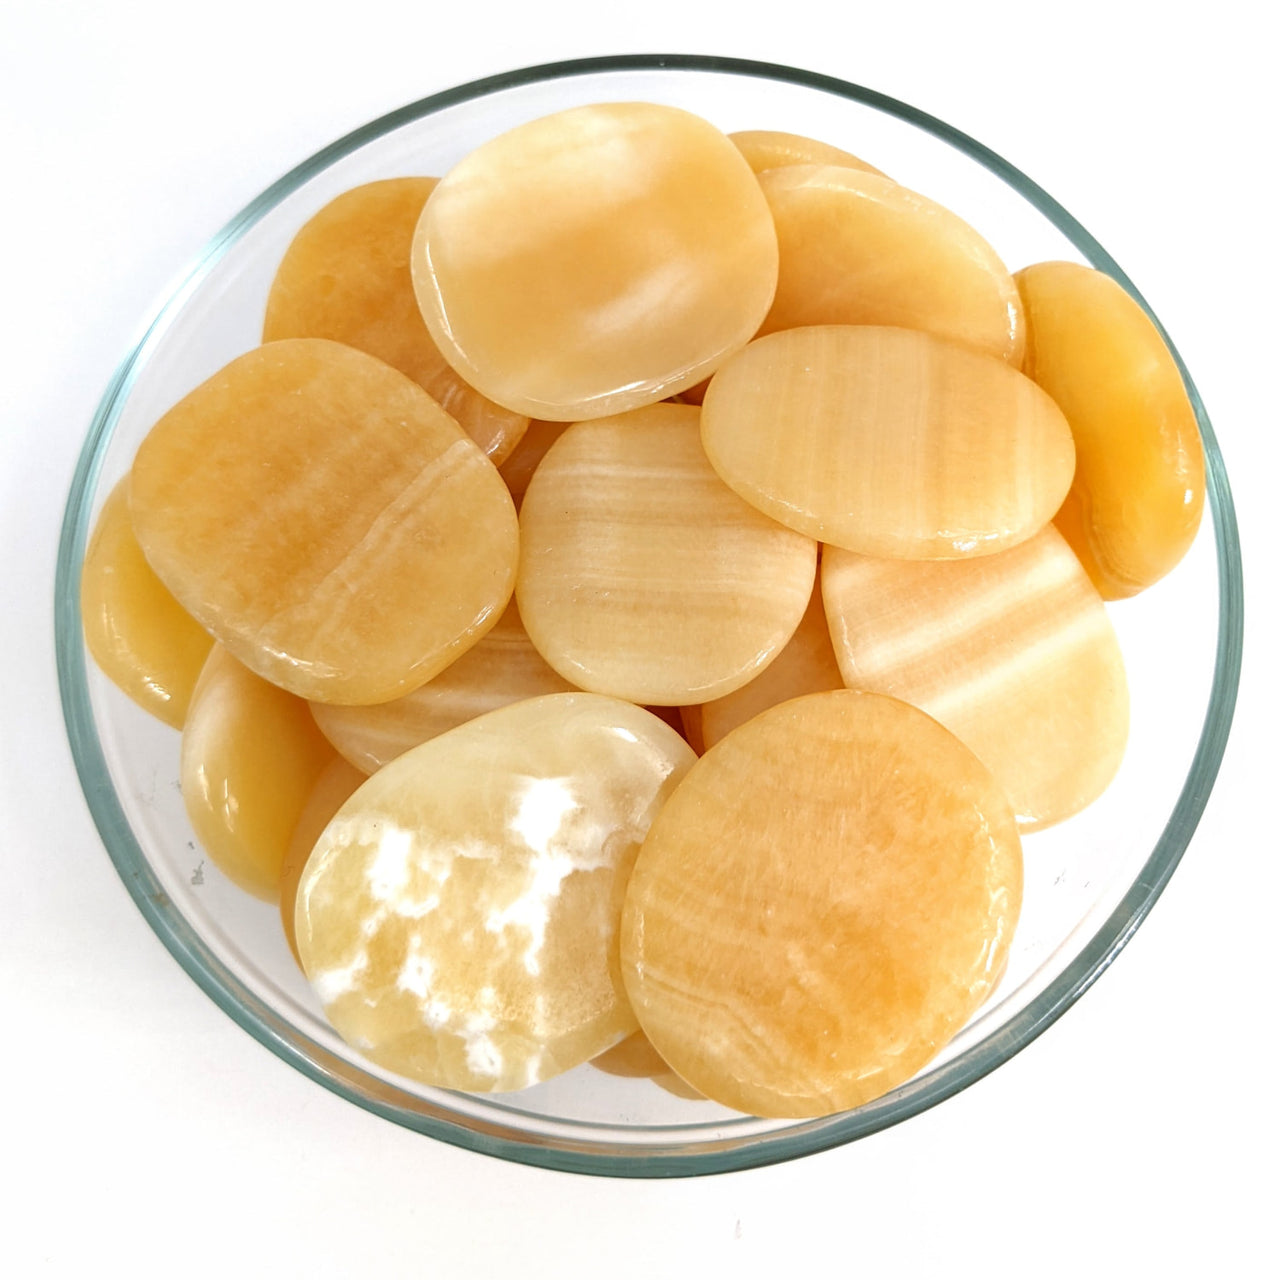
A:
[730,129,886,177]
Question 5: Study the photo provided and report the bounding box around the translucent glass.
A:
[54,54,1242,1177]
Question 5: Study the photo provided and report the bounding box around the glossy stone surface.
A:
[412,102,779,420]
[1017,261,1205,598]
[621,690,1022,1118]
[701,326,1075,557]
[823,526,1129,831]
[263,178,528,464]
[279,755,366,967]
[729,129,885,177]
[131,339,519,705]
[757,165,1023,363]
[693,577,844,751]
[309,600,577,774]
[181,646,336,900]
[517,403,816,704]
[80,477,212,728]
[295,694,697,1092]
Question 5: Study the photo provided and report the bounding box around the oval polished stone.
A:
[412,102,779,420]
[729,129,886,177]
[621,690,1022,1118]
[701,326,1075,557]
[131,339,519,705]
[757,165,1023,363]
[309,600,578,774]
[181,646,337,901]
[81,476,213,728]
[1017,260,1205,599]
[517,403,817,704]
[692,576,844,752]
[823,526,1129,831]
[295,693,697,1092]
[263,178,529,464]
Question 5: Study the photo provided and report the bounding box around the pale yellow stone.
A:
[181,646,336,901]
[263,178,529,464]
[822,526,1129,832]
[696,577,844,751]
[309,600,578,774]
[80,477,213,728]
[729,129,886,177]
[412,102,779,420]
[130,339,519,705]
[621,689,1022,1118]
[701,326,1075,557]
[1017,261,1205,599]
[517,403,816,704]
[295,693,697,1092]
[758,165,1023,363]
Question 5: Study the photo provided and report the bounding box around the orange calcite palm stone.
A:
[590,1032,703,1100]
[822,527,1129,831]
[621,690,1022,1118]
[517,404,817,704]
[130,339,519,705]
[701,326,1075,557]
[757,165,1023,363]
[279,755,366,967]
[80,477,213,728]
[181,646,336,901]
[729,129,885,177]
[1017,261,1205,599]
[693,577,844,751]
[294,694,697,1092]
[263,178,528,464]
[411,102,779,420]
[309,600,577,774]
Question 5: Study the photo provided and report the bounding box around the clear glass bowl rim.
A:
[54,52,1244,1178]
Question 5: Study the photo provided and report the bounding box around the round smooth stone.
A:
[80,476,213,728]
[411,102,779,420]
[822,526,1129,831]
[1017,260,1205,598]
[517,403,817,704]
[757,165,1023,364]
[621,689,1023,1118]
[309,600,578,774]
[181,646,337,901]
[729,129,886,177]
[131,339,519,705]
[263,178,529,464]
[693,576,844,752]
[589,1032,703,1100]
[295,693,697,1093]
[701,326,1076,558]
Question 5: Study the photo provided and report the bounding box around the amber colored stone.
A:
[823,526,1128,831]
[757,165,1023,363]
[309,600,577,774]
[131,339,519,705]
[590,1032,703,1100]
[701,326,1075,557]
[730,129,885,177]
[80,477,213,728]
[412,102,779,420]
[295,694,697,1092]
[1017,261,1205,598]
[517,403,816,704]
[496,420,570,509]
[677,706,706,755]
[181,646,336,901]
[697,578,844,751]
[621,690,1022,1118]
[263,178,528,464]
[279,756,366,967]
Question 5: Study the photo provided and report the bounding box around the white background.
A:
[3,2,1275,1274]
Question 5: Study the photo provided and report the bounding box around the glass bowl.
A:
[55,54,1243,1177]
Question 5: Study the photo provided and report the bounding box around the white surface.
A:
[2,2,1274,1274]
